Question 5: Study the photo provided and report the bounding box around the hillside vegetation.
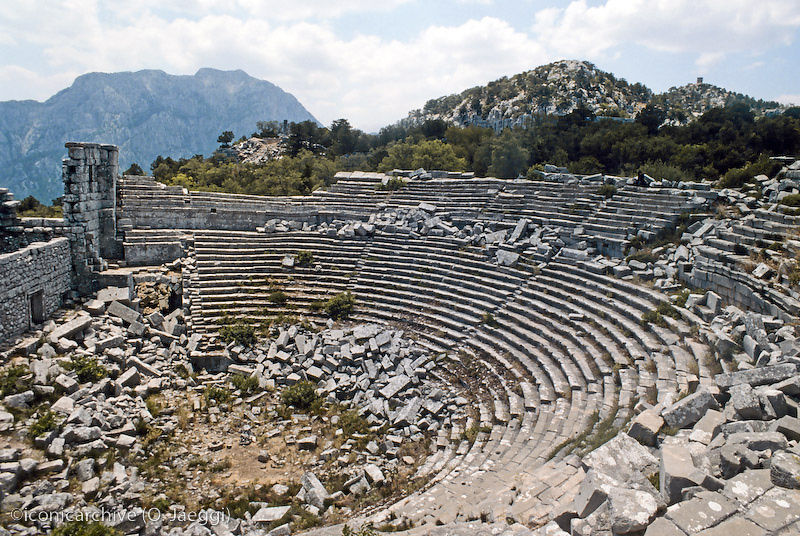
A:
[140,104,800,198]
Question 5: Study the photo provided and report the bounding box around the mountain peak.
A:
[0,68,318,201]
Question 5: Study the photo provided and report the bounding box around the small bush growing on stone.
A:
[377,178,405,191]
[340,409,370,437]
[219,321,256,346]
[640,309,666,328]
[28,410,58,439]
[204,385,232,404]
[656,301,681,320]
[281,381,322,412]
[342,524,377,536]
[267,291,288,305]
[230,374,260,395]
[52,521,121,536]
[674,289,690,308]
[481,312,500,328]
[597,184,617,198]
[324,292,355,320]
[781,193,800,207]
[64,355,107,383]
[0,366,31,397]
[295,250,314,266]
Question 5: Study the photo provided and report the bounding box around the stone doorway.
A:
[29,290,45,325]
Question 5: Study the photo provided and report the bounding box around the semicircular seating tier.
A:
[117,172,714,527]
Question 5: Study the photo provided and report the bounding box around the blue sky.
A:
[1,0,799,131]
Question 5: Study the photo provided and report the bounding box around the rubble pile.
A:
[228,323,466,441]
[536,304,800,535]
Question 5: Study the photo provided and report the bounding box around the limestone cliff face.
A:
[0,68,318,202]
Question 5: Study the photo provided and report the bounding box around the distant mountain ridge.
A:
[403,60,783,130]
[0,68,318,202]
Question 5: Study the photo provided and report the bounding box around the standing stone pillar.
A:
[61,142,119,295]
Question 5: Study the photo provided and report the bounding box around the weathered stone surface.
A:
[301,472,329,509]
[583,433,659,483]
[662,389,719,429]
[106,301,142,325]
[770,451,800,489]
[47,315,91,344]
[252,505,290,523]
[715,364,797,389]
[660,443,706,504]
[643,517,685,536]
[608,487,661,534]
[689,409,724,445]
[628,409,664,446]
[666,491,737,534]
[744,486,800,531]
[695,516,766,536]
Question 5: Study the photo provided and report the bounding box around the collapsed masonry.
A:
[1,142,800,536]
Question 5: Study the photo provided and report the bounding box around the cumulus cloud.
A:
[0,1,799,131]
[533,0,800,68]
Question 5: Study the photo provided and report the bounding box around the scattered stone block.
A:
[662,388,719,429]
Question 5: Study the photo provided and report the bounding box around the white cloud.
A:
[1,1,799,132]
[532,0,800,65]
[776,94,800,106]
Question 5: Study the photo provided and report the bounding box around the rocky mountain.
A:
[0,68,318,202]
[403,60,783,130]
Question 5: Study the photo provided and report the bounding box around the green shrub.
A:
[0,366,32,397]
[281,381,322,412]
[781,194,800,207]
[324,292,355,320]
[219,321,256,346]
[52,521,121,536]
[204,385,232,404]
[674,289,690,308]
[230,374,260,395]
[267,291,289,305]
[28,410,58,439]
[656,301,681,320]
[64,355,108,383]
[597,184,617,198]
[641,309,666,327]
[377,177,406,191]
[295,250,315,266]
[340,410,370,436]
[481,312,500,328]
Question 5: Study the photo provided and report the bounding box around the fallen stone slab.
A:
[379,374,410,399]
[628,409,664,446]
[252,505,291,523]
[689,409,724,445]
[107,301,142,325]
[727,431,788,452]
[743,486,800,532]
[97,287,131,304]
[47,315,92,344]
[665,491,736,534]
[770,450,800,489]
[301,472,329,510]
[715,363,797,389]
[660,443,710,504]
[583,433,659,483]
[662,388,719,429]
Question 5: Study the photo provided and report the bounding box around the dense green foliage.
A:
[17,195,62,218]
[0,366,31,397]
[281,381,323,411]
[219,320,257,346]
[65,355,108,383]
[322,292,356,320]
[144,105,800,198]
